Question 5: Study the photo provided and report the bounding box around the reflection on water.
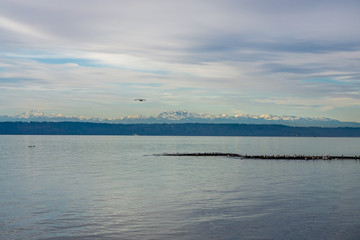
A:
[0,136,359,240]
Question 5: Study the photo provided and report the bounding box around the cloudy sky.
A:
[1,0,360,121]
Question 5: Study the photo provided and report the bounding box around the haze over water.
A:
[1,135,359,240]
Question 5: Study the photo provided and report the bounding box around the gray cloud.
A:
[0,0,359,121]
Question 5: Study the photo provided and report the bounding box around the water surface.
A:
[0,136,359,239]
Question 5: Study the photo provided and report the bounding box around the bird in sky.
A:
[134,98,146,102]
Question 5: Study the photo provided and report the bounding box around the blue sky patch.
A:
[32,58,101,67]
[0,77,39,83]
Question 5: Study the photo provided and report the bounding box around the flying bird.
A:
[134,98,146,102]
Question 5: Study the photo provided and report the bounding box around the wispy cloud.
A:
[0,15,49,39]
[0,0,359,121]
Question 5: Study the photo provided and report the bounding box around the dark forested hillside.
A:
[1,122,360,137]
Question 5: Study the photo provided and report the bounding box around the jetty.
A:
[155,153,360,160]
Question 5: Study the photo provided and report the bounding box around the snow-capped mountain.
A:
[1,110,359,127]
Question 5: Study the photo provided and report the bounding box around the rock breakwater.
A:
[155,153,359,160]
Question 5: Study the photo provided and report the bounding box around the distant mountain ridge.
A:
[1,110,359,127]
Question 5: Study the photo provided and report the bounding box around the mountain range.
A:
[1,110,359,127]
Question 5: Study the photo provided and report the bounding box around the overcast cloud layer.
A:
[1,0,360,121]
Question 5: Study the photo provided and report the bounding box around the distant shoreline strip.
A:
[1,122,360,137]
[155,153,360,160]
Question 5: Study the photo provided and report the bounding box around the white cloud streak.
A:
[0,15,49,39]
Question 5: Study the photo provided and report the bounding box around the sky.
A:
[1,0,360,122]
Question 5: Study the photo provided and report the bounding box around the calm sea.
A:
[0,135,359,240]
